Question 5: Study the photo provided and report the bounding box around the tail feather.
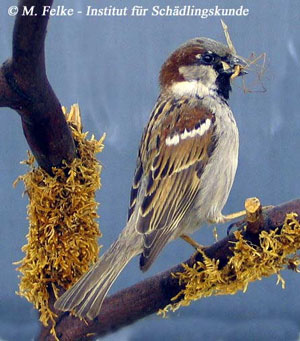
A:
[72,266,121,320]
[54,239,136,320]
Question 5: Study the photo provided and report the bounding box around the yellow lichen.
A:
[14,104,105,338]
[159,213,300,316]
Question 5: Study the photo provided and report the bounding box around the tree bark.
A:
[0,0,75,173]
[38,199,300,340]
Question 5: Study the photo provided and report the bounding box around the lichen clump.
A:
[14,105,105,334]
[159,213,300,315]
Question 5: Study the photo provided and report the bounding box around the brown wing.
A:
[128,98,217,271]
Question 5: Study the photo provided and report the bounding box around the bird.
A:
[54,37,247,320]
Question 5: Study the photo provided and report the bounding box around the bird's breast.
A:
[192,100,239,226]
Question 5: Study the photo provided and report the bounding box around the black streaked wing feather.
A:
[127,97,180,222]
[138,101,216,232]
[128,154,143,221]
[128,98,217,271]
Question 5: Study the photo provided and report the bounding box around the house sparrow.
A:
[55,37,247,320]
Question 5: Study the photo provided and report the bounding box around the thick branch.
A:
[38,198,300,340]
[0,0,75,173]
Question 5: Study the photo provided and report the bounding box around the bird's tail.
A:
[54,228,141,320]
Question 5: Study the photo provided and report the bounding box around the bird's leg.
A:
[181,234,204,251]
[222,209,247,222]
[214,200,274,235]
[211,205,274,224]
[207,210,246,225]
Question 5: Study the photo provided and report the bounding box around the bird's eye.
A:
[202,53,215,64]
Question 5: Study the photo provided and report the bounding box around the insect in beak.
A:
[230,56,248,80]
[231,65,246,80]
[221,59,248,80]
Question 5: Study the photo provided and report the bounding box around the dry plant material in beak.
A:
[14,104,105,338]
[221,21,244,79]
[221,19,266,88]
[241,52,267,93]
[221,20,267,92]
[221,19,236,54]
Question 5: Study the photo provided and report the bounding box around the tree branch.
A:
[0,0,75,173]
[38,198,300,340]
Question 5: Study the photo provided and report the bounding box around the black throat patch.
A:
[215,72,232,100]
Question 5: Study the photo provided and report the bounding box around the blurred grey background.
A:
[0,0,300,340]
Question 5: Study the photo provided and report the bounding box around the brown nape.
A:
[159,44,205,89]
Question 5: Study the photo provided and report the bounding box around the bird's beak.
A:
[221,56,248,80]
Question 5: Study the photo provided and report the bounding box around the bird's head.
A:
[159,37,247,100]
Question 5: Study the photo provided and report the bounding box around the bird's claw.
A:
[227,221,247,236]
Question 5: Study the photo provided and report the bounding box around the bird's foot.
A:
[181,234,204,251]
[227,220,247,235]
[212,204,273,225]
[223,199,273,235]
